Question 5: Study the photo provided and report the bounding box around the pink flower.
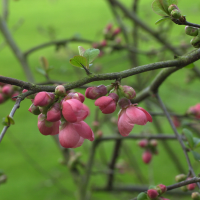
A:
[147,189,159,199]
[138,139,148,148]
[142,151,152,164]
[187,183,196,191]
[62,99,88,123]
[59,121,94,148]
[34,92,55,107]
[95,93,118,114]
[37,114,60,135]
[118,105,152,136]
[47,102,61,122]
[85,85,107,100]
[2,84,13,96]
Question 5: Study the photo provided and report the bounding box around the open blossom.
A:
[95,93,119,114]
[118,104,152,136]
[37,114,60,135]
[62,99,88,123]
[59,121,94,148]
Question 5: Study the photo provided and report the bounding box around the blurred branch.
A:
[2,0,9,21]
[155,93,200,189]
[0,16,34,82]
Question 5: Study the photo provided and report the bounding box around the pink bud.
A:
[62,99,88,123]
[100,40,107,47]
[65,92,85,103]
[106,23,112,31]
[172,116,181,128]
[55,85,66,96]
[96,130,103,138]
[28,104,41,115]
[147,189,159,199]
[34,92,55,107]
[156,184,167,194]
[138,139,148,148]
[187,183,196,191]
[95,93,118,114]
[118,98,131,109]
[47,102,61,122]
[11,92,19,101]
[2,84,13,96]
[112,28,121,36]
[37,114,60,135]
[149,139,158,147]
[142,151,152,164]
[85,85,107,100]
[119,85,136,99]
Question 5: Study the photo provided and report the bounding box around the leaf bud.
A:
[171,9,181,19]
[168,4,179,13]
[185,26,198,36]
[191,36,200,48]
[118,85,136,99]
[191,192,200,200]
[175,174,187,182]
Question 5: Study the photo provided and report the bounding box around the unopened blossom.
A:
[47,102,61,122]
[59,121,94,148]
[147,189,159,199]
[37,114,60,135]
[156,184,167,194]
[34,92,55,107]
[95,93,118,114]
[142,151,152,164]
[85,85,107,100]
[2,84,13,96]
[118,104,152,137]
[138,139,148,148]
[62,99,88,123]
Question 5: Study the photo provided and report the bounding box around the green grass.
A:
[0,0,200,200]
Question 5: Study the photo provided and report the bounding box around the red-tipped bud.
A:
[96,130,103,138]
[34,92,55,107]
[37,114,60,135]
[156,184,167,195]
[191,192,200,200]
[95,93,118,114]
[138,139,148,148]
[118,85,136,99]
[106,23,112,31]
[100,40,107,47]
[55,85,66,96]
[11,92,19,101]
[147,189,159,199]
[112,28,121,36]
[168,4,179,13]
[65,92,85,103]
[2,84,13,96]
[175,174,187,182]
[187,183,196,191]
[149,139,158,147]
[118,98,131,109]
[85,85,107,100]
[47,102,61,122]
[28,104,41,115]
[172,116,181,128]
[142,151,152,164]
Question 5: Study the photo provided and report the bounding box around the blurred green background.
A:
[1,0,200,199]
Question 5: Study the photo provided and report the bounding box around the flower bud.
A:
[112,28,121,36]
[171,9,181,19]
[34,92,55,107]
[187,183,196,191]
[85,85,107,100]
[96,130,103,138]
[2,84,13,96]
[118,85,136,99]
[181,185,188,192]
[138,139,148,148]
[175,174,187,182]
[149,139,158,147]
[100,40,107,47]
[156,184,167,195]
[47,102,61,122]
[191,192,200,200]
[191,36,200,48]
[28,104,41,115]
[147,189,159,199]
[22,89,36,99]
[55,85,66,96]
[142,151,152,164]
[185,26,198,36]
[11,92,19,101]
[118,98,131,109]
[168,4,179,13]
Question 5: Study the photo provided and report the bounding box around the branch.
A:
[2,0,9,21]
[1,48,200,92]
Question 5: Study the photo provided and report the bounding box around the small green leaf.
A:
[78,46,86,56]
[2,116,15,126]
[83,48,100,65]
[166,0,178,6]
[185,63,195,69]
[36,67,46,76]
[148,185,156,189]
[137,192,148,200]
[155,16,170,25]
[69,55,88,68]
[193,137,200,149]
[152,0,169,16]
[191,150,200,161]
[183,128,194,149]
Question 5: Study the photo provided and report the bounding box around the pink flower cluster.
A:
[187,103,200,119]
[147,184,168,200]
[28,85,94,148]
[138,139,158,164]
[0,83,20,104]
[85,84,152,137]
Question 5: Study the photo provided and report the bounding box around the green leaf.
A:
[152,0,169,16]
[183,128,194,149]
[69,55,88,68]
[148,185,156,189]
[155,16,170,25]
[83,48,100,65]
[36,67,46,76]
[185,63,195,69]
[193,137,200,148]
[191,150,200,161]
[78,46,86,56]
[166,0,178,6]
[137,192,148,200]
[2,116,15,126]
